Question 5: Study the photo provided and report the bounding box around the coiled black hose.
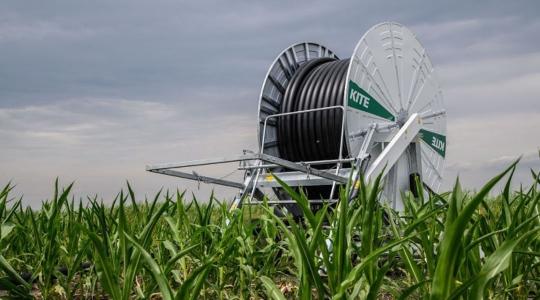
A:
[277,57,350,164]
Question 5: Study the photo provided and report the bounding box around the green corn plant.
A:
[83,188,172,299]
[430,160,519,299]
[0,156,538,299]
[31,179,74,298]
[260,172,412,300]
[0,183,32,299]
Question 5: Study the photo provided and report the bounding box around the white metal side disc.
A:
[345,22,446,197]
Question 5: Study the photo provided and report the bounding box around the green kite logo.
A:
[431,136,445,152]
[419,129,446,157]
[349,88,371,109]
[348,80,395,121]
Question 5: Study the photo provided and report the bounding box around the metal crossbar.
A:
[146,152,349,188]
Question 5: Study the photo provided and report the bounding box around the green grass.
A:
[0,160,539,299]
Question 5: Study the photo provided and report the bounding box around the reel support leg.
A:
[364,113,422,181]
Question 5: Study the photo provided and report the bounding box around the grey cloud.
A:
[444,151,540,192]
[1,97,255,205]
[2,0,538,106]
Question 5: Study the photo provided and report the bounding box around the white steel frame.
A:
[146,109,422,209]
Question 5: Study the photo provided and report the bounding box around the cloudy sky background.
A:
[1,0,539,206]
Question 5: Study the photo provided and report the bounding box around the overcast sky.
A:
[1,0,539,206]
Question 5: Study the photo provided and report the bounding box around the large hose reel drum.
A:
[257,22,446,207]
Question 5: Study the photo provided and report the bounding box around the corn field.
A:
[0,159,539,299]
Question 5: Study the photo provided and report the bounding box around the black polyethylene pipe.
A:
[277,58,350,165]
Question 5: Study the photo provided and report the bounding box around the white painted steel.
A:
[364,113,422,183]
[345,22,446,195]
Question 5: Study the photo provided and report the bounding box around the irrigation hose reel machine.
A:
[147,22,447,214]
